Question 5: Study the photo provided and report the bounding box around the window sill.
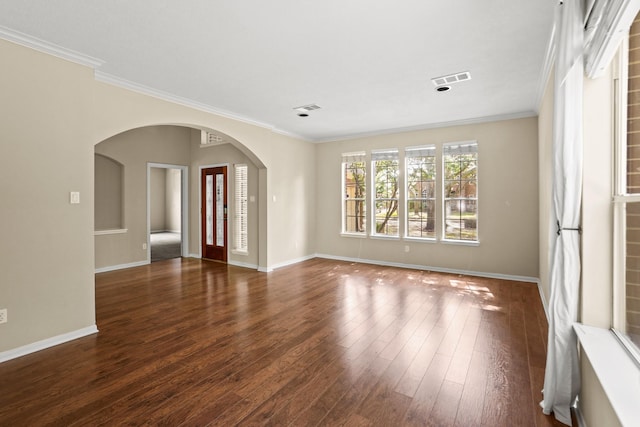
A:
[340,232,367,239]
[94,229,128,236]
[574,323,640,426]
[404,236,437,243]
[370,234,400,241]
[441,239,479,246]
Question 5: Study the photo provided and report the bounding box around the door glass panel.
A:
[216,173,224,247]
[206,175,213,245]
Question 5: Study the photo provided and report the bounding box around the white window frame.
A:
[371,149,400,238]
[612,34,640,362]
[442,141,479,243]
[233,164,248,255]
[341,152,367,236]
[405,145,437,241]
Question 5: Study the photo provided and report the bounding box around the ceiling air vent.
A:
[293,104,321,113]
[431,71,471,87]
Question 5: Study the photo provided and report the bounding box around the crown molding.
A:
[311,111,538,143]
[94,71,308,141]
[0,25,104,68]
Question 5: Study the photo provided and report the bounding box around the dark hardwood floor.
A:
[0,258,572,426]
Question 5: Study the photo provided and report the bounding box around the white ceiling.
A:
[0,1,556,142]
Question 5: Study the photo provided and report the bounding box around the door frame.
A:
[198,163,230,260]
[146,162,189,262]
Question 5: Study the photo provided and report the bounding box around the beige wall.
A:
[150,167,167,232]
[315,117,540,279]
[94,126,191,269]
[95,154,123,230]
[0,39,97,352]
[0,38,316,353]
[166,169,181,233]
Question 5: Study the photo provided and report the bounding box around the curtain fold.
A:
[541,1,584,425]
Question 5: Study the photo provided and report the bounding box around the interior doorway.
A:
[147,163,189,262]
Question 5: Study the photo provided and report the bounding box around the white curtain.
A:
[541,1,584,425]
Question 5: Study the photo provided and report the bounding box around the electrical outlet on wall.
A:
[142,243,147,250]
[0,309,7,324]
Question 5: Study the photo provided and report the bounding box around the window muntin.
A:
[405,146,436,239]
[443,142,478,242]
[342,152,367,234]
[372,149,400,237]
[233,164,248,253]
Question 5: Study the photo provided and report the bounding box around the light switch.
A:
[70,191,80,204]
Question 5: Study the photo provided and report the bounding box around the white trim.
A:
[574,324,640,427]
[258,266,273,273]
[268,254,317,271]
[228,260,259,270]
[575,403,588,427]
[440,239,480,247]
[94,71,305,141]
[95,260,149,273]
[315,253,539,283]
[94,228,128,236]
[187,253,201,259]
[0,25,104,68]
[340,232,368,238]
[147,163,189,261]
[0,325,98,364]
[537,280,550,321]
[313,111,537,144]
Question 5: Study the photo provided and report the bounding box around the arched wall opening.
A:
[93,124,268,272]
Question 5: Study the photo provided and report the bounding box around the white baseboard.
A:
[315,253,539,284]
[95,260,149,273]
[575,402,587,427]
[0,325,98,363]
[537,281,550,320]
[268,254,316,271]
[228,260,259,270]
[187,253,201,259]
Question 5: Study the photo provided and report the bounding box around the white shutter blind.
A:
[342,152,366,163]
[443,142,478,156]
[234,164,248,253]
[405,146,436,158]
[371,149,399,161]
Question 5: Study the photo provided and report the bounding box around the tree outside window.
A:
[343,153,366,234]
[372,150,399,236]
[443,142,478,241]
[406,146,436,239]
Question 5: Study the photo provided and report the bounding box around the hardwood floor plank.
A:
[0,258,560,426]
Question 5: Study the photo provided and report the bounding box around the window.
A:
[342,152,367,234]
[443,142,478,241]
[233,164,248,253]
[372,149,399,237]
[614,17,640,357]
[406,146,436,239]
